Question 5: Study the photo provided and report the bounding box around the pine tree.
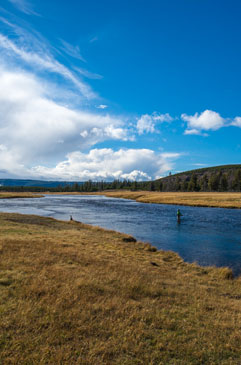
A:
[220,174,228,191]
[200,174,208,191]
[232,169,241,191]
[208,173,220,191]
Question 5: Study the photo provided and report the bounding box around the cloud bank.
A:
[31,148,180,181]
[0,66,179,181]
[0,67,130,170]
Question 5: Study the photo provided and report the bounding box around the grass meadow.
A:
[0,193,43,199]
[0,212,240,364]
[98,191,241,209]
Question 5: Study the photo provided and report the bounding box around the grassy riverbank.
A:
[98,191,241,209]
[0,213,241,364]
[1,191,241,209]
[0,192,43,199]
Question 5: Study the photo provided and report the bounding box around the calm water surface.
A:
[0,194,241,275]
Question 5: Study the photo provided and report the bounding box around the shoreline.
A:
[1,191,241,209]
[0,194,239,275]
[0,210,239,278]
[0,209,239,277]
[43,190,241,209]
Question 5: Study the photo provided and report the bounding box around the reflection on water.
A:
[0,194,241,275]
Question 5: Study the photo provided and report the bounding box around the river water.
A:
[0,194,241,275]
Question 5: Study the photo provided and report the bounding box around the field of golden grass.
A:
[0,213,241,364]
[98,191,241,209]
[0,192,43,199]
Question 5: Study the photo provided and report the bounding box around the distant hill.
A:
[154,164,241,192]
[0,179,75,188]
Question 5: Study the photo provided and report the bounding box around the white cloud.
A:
[160,152,180,159]
[74,67,103,80]
[79,126,130,141]
[154,113,174,122]
[97,104,108,109]
[90,36,98,43]
[182,110,241,135]
[231,117,241,127]
[0,67,132,175]
[184,128,208,136]
[184,128,201,135]
[30,148,181,181]
[80,131,88,138]
[59,39,86,62]
[92,125,130,140]
[7,0,38,15]
[0,33,95,99]
[137,112,173,135]
[181,110,226,133]
[0,15,182,181]
[137,114,155,134]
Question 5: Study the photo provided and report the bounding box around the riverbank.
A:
[0,192,43,199]
[44,190,241,209]
[98,191,241,209]
[1,191,241,209]
[0,213,240,364]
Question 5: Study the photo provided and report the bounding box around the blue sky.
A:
[0,0,240,181]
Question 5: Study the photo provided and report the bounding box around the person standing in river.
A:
[177,209,182,223]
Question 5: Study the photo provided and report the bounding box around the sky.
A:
[0,0,241,181]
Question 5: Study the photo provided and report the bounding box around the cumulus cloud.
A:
[80,125,130,142]
[0,12,182,181]
[136,112,173,135]
[184,129,201,135]
[0,67,131,174]
[30,148,181,181]
[184,128,208,136]
[181,110,226,134]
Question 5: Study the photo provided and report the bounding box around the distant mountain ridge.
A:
[0,179,74,188]
[154,164,241,192]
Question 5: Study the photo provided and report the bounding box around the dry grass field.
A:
[0,192,43,199]
[0,213,241,364]
[99,191,241,209]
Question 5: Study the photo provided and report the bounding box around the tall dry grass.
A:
[0,213,240,364]
[98,191,241,209]
[0,192,43,199]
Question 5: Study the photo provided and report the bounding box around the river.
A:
[0,194,241,275]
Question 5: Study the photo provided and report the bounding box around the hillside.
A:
[154,164,241,192]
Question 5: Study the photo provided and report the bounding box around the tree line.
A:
[153,169,241,192]
[0,168,240,193]
[0,179,150,193]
